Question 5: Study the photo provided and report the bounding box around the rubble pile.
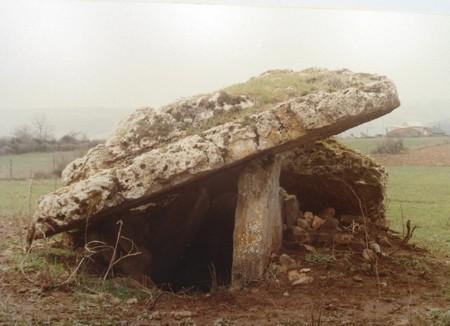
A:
[281,198,377,248]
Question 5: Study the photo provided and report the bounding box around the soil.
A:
[372,143,450,166]
[1,218,449,325]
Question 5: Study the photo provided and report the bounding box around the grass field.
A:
[0,179,61,215]
[340,136,450,154]
[1,165,449,257]
[386,166,450,256]
[0,150,83,179]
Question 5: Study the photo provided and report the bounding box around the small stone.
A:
[296,218,310,229]
[333,233,354,245]
[353,275,363,282]
[362,248,377,262]
[283,291,290,297]
[299,268,311,273]
[292,274,314,286]
[269,260,283,273]
[17,287,27,294]
[180,317,197,326]
[312,216,325,230]
[279,254,297,270]
[213,318,233,326]
[288,270,301,282]
[291,226,311,243]
[171,311,193,320]
[149,311,163,321]
[304,211,314,223]
[319,207,336,219]
[126,297,138,305]
[303,244,316,252]
[369,241,382,255]
[111,297,121,305]
[292,226,306,235]
[321,217,340,230]
[288,270,314,285]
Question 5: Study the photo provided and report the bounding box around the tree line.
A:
[1,115,102,155]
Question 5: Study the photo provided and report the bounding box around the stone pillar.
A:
[232,155,282,288]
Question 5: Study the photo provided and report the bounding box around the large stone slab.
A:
[27,68,400,243]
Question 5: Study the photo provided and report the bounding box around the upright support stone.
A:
[232,155,282,287]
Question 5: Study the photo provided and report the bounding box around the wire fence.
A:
[0,150,83,179]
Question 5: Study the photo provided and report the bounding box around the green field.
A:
[1,165,449,256]
[0,179,61,215]
[0,150,83,179]
[340,136,450,154]
[386,166,450,256]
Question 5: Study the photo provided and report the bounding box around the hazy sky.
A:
[1,0,449,137]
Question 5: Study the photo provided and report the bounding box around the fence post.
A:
[27,172,34,215]
[53,154,57,190]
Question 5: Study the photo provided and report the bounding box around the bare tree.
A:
[13,124,33,142]
[31,114,53,142]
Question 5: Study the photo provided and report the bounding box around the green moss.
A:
[223,70,325,109]
[186,106,257,136]
[185,70,337,137]
[304,252,336,265]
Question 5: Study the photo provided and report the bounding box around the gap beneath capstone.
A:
[74,166,242,292]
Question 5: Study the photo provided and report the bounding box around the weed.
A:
[371,138,406,154]
[396,256,430,273]
[428,308,450,326]
[305,253,335,265]
[213,317,234,326]
[80,277,148,300]
[264,263,282,284]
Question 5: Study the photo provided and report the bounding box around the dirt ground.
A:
[1,216,450,326]
[372,143,450,167]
